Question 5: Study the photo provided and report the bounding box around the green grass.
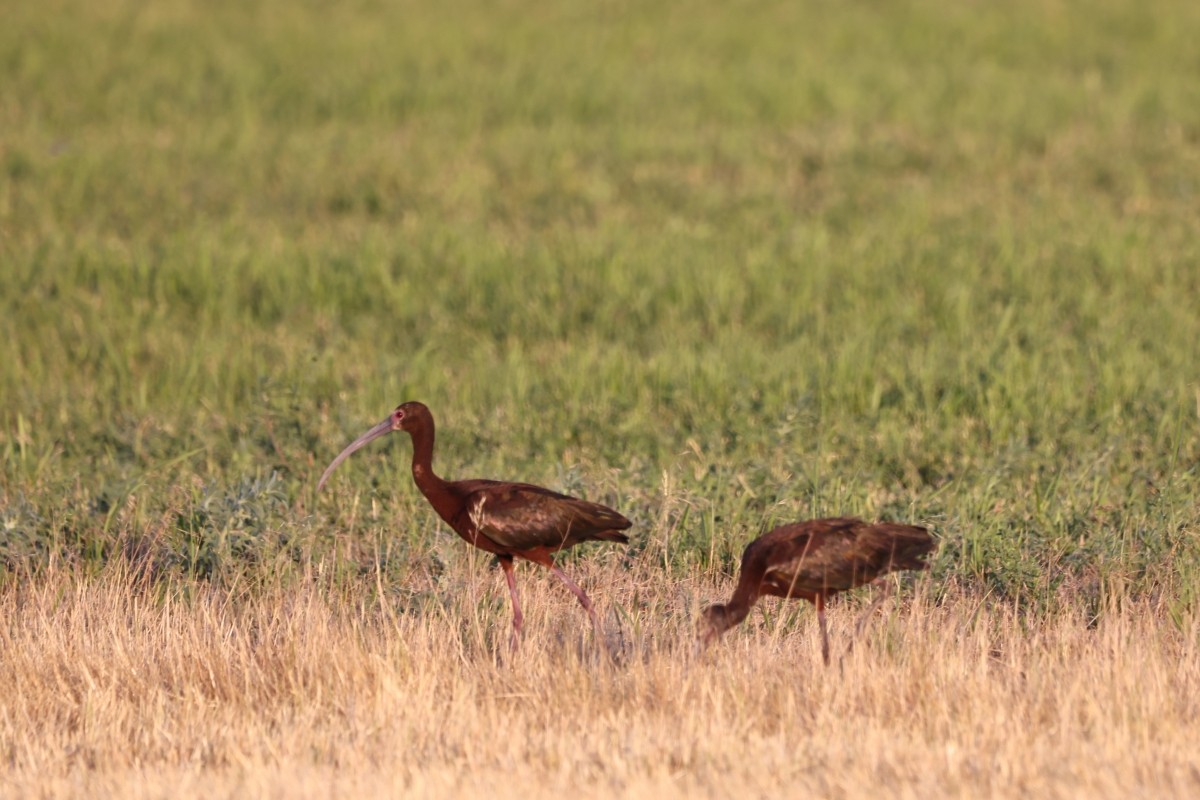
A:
[2,0,1199,617]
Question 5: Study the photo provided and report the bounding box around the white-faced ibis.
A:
[698,518,935,663]
[317,402,631,644]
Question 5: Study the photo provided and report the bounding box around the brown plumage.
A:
[317,402,631,643]
[699,518,936,663]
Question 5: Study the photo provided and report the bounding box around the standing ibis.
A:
[698,518,935,663]
[317,402,631,644]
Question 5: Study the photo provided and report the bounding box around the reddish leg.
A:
[816,594,830,666]
[548,563,602,632]
[846,580,892,659]
[498,556,523,649]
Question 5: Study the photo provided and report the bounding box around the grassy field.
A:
[2,0,1200,795]
[2,569,1198,798]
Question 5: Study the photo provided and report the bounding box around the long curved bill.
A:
[316,417,394,493]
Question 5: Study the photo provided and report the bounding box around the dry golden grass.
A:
[2,558,1198,800]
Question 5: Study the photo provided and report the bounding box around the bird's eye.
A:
[393,409,405,421]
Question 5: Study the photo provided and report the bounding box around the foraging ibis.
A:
[698,518,935,663]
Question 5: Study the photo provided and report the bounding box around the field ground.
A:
[2,567,1199,799]
[3,0,1200,796]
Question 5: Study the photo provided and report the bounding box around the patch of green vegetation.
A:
[2,0,1198,617]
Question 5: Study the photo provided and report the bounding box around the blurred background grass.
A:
[2,0,1198,617]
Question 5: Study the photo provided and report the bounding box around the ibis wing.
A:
[756,525,860,593]
[458,483,630,552]
[854,523,936,571]
[754,518,933,595]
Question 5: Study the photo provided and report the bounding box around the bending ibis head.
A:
[317,401,429,492]
[696,603,741,649]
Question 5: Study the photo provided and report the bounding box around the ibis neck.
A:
[406,420,449,500]
[718,562,764,632]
